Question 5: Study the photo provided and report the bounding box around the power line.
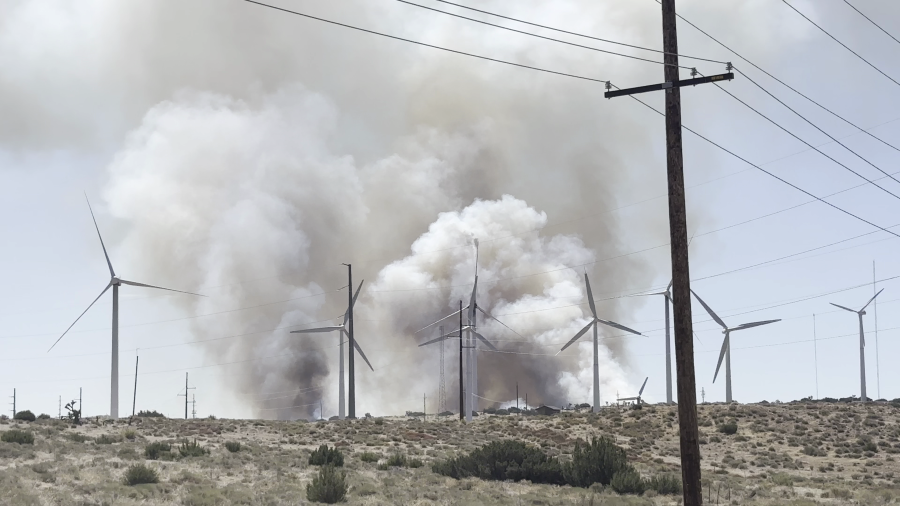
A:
[430,0,726,64]
[662,0,900,156]
[781,0,900,88]
[244,0,608,84]
[393,0,700,69]
[619,87,900,241]
[843,1,900,47]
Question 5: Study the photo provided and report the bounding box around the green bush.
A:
[136,410,166,418]
[124,463,159,485]
[178,439,209,457]
[37,414,50,420]
[306,464,347,503]
[14,411,35,422]
[359,452,379,463]
[563,436,630,488]
[96,434,121,444]
[647,474,682,495]
[144,441,172,460]
[225,441,241,453]
[123,429,137,440]
[309,445,344,467]
[2,429,34,445]
[66,432,90,443]
[610,468,646,495]
[717,422,738,435]
[431,440,564,485]
[408,458,423,468]
[386,453,407,467]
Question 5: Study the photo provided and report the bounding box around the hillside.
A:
[1,401,899,505]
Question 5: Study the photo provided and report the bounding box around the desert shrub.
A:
[14,411,35,422]
[2,429,34,445]
[124,463,159,485]
[386,453,407,467]
[374,418,384,426]
[306,464,347,504]
[95,434,121,444]
[144,441,172,460]
[408,458,423,468]
[771,473,794,487]
[359,452,379,463]
[37,414,50,420]
[717,422,738,435]
[309,445,344,467]
[136,410,165,418]
[647,474,682,495]
[563,436,630,488]
[66,432,90,443]
[431,440,564,485]
[225,441,241,453]
[610,468,646,495]
[802,445,826,457]
[178,439,209,457]
[123,429,137,440]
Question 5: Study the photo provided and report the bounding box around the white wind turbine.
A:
[49,197,203,419]
[631,281,673,404]
[830,288,883,403]
[558,273,642,413]
[691,290,780,404]
[291,280,374,419]
[617,377,648,406]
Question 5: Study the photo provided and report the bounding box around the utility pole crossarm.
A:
[605,72,733,98]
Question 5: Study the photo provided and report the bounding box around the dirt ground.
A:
[1,401,899,505]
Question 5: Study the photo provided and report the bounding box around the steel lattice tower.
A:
[438,325,446,413]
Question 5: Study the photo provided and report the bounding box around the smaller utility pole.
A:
[459,300,464,421]
[813,314,819,400]
[10,388,15,417]
[191,395,197,419]
[423,393,426,422]
[79,387,82,417]
[516,383,519,411]
[320,399,324,420]
[132,354,139,417]
[58,396,61,419]
[701,388,705,404]
[525,393,528,411]
[178,373,195,420]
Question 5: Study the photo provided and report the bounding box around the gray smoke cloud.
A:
[6,0,752,417]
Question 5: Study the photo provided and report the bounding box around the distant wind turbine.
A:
[617,377,648,406]
[559,273,642,412]
[49,196,203,419]
[291,280,373,419]
[691,290,780,404]
[830,288,883,403]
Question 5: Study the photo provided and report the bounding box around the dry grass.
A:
[0,401,898,504]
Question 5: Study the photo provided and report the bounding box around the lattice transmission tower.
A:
[438,325,446,413]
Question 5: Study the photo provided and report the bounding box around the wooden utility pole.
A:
[178,373,195,420]
[344,263,356,419]
[603,1,723,503]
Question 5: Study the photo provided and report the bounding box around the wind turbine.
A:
[631,281,673,404]
[691,290,780,404]
[558,273,642,413]
[617,377,648,406]
[49,197,202,419]
[291,280,373,419]
[830,288,883,403]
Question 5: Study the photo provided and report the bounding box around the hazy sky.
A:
[2,0,900,419]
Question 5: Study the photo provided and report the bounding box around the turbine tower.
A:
[830,288,883,403]
[558,273,641,412]
[632,281,673,404]
[691,290,780,404]
[50,196,202,419]
[290,280,374,419]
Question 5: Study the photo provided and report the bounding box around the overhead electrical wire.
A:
[661,1,900,158]
[393,0,699,69]
[781,0,900,88]
[842,0,900,47]
[244,0,609,83]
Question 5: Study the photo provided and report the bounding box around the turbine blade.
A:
[352,340,374,372]
[596,318,642,336]
[476,306,526,339]
[119,279,204,297]
[639,377,648,396]
[414,308,464,334]
[862,288,885,311]
[468,277,478,324]
[559,320,594,354]
[290,326,343,334]
[667,279,673,293]
[344,280,365,325]
[733,319,780,331]
[712,333,729,383]
[691,290,728,330]
[473,331,498,352]
[48,283,111,352]
[585,273,597,319]
[418,334,455,347]
[85,194,115,278]
[618,397,638,401]
[829,303,858,313]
